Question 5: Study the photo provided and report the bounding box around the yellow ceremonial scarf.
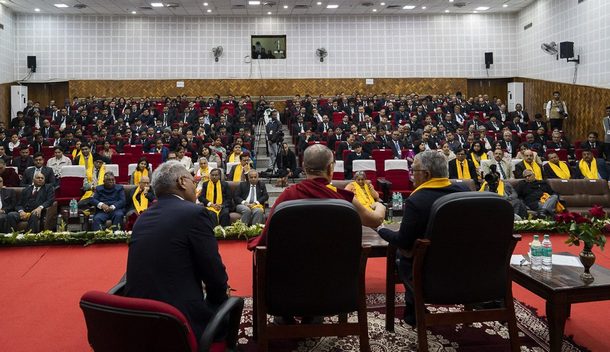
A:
[228,153,240,163]
[232,164,249,182]
[132,187,149,214]
[80,164,105,200]
[524,161,543,180]
[470,152,487,168]
[326,183,337,192]
[72,149,82,159]
[351,181,375,210]
[133,168,148,185]
[579,159,598,179]
[479,180,505,196]
[205,180,223,219]
[410,178,452,196]
[79,154,93,179]
[540,192,566,213]
[548,161,571,180]
[456,159,471,179]
[195,167,210,198]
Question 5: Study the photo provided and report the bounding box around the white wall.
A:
[14,13,517,81]
[517,0,610,88]
[0,4,15,83]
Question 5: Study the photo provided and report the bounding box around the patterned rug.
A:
[236,293,588,351]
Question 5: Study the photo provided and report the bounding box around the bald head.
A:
[303,144,334,178]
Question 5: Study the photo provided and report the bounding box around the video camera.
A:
[484,164,501,193]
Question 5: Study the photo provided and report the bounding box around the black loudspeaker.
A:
[27,56,36,72]
[560,41,574,59]
[485,52,493,69]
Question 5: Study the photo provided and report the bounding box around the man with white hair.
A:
[6,172,55,233]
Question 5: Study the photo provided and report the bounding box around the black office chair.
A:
[253,199,370,352]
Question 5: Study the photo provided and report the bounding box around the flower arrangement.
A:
[555,205,609,250]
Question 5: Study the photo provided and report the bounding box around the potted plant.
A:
[555,205,608,283]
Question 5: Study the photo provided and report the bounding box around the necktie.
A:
[460,161,465,176]
[497,162,506,179]
[213,182,218,203]
[249,185,256,203]
[32,187,39,197]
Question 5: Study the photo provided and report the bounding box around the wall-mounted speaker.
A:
[485,52,493,69]
[560,41,574,59]
[27,56,37,72]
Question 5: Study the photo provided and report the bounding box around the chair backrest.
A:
[420,192,515,304]
[384,159,408,171]
[332,160,344,180]
[80,290,197,352]
[60,165,86,177]
[225,162,238,176]
[353,159,377,184]
[264,199,363,316]
[372,149,394,177]
[208,162,218,170]
[105,164,119,177]
[128,163,138,176]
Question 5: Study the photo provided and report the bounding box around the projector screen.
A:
[251,35,286,59]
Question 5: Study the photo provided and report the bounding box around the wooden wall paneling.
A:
[466,78,512,103]
[24,82,70,108]
[0,83,11,125]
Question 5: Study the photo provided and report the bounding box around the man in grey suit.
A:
[234,170,268,225]
[481,149,514,180]
[21,153,57,187]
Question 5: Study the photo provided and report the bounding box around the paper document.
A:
[552,255,583,268]
[511,255,529,266]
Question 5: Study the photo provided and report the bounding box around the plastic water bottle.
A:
[541,234,553,272]
[530,235,542,271]
[69,199,78,218]
[397,192,403,210]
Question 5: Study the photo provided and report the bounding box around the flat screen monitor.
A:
[251,35,286,59]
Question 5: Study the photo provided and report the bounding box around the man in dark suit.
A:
[580,132,604,156]
[344,142,370,179]
[198,168,231,227]
[91,172,126,230]
[448,148,478,185]
[124,161,229,340]
[21,153,56,187]
[234,170,268,225]
[575,148,610,180]
[499,130,519,158]
[12,148,34,177]
[0,176,16,232]
[514,149,544,180]
[509,103,530,123]
[0,159,19,187]
[7,172,55,233]
[386,130,405,159]
[125,175,156,231]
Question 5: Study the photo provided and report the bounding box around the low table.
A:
[510,252,610,352]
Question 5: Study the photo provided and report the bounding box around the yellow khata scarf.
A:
[205,181,223,219]
[79,154,94,180]
[579,159,598,179]
[470,152,487,168]
[524,161,543,180]
[133,168,148,185]
[132,188,149,214]
[232,164,250,182]
[479,180,505,196]
[228,153,240,163]
[410,178,452,196]
[548,161,571,180]
[540,192,565,212]
[72,149,82,159]
[456,160,472,179]
[80,164,105,200]
[326,183,338,192]
[351,181,375,210]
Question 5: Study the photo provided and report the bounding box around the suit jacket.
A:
[92,185,126,211]
[543,162,573,179]
[124,195,228,339]
[448,159,479,184]
[0,168,20,187]
[234,181,269,205]
[125,187,156,213]
[510,110,530,123]
[386,139,405,158]
[16,183,55,212]
[514,161,544,179]
[12,156,34,175]
[227,164,253,183]
[0,187,16,213]
[574,158,610,180]
[198,180,231,209]
[480,159,514,179]
[21,166,57,187]
[499,140,519,157]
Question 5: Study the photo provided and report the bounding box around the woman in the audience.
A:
[227,144,244,163]
[345,171,381,211]
[468,141,488,172]
[100,140,117,160]
[194,156,211,198]
[129,157,151,185]
[200,145,222,166]
[275,143,300,187]
[438,142,456,161]
[71,140,83,159]
[8,134,21,153]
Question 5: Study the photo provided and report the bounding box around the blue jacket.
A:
[92,184,126,210]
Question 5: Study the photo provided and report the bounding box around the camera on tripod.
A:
[485,164,501,193]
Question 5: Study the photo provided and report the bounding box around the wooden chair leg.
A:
[505,299,520,352]
[357,307,370,352]
[415,310,428,352]
[338,313,347,324]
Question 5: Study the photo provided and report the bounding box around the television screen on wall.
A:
[251,35,286,59]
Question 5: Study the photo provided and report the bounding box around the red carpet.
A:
[0,235,608,351]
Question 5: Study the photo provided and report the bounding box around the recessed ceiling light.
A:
[503,4,508,7]
[283,5,288,9]
[150,3,164,7]
[0,1,6,4]
[317,2,322,5]
[380,2,385,5]
[449,0,454,2]
[326,4,338,9]
[131,11,136,14]
[445,9,450,13]
[54,4,69,8]
[403,5,415,10]
[248,1,260,5]
[422,6,426,9]
[34,8,41,12]
[267,11,272,14]
[475,6,490,11]
[203,2,208,6]
[372,9,377,12]
[473,11,478,13]
[207,9,211,12]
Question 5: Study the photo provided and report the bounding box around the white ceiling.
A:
[1,0,535,16]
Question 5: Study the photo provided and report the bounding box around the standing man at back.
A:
[546,91,568,131]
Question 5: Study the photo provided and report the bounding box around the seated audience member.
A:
[234,170,268,225]
[516,169,563,218]
[448,148,478,185]
[0,145,12,164]
[575,148,610,180]
[228,153,252,182]
[227,143,245,163]
[194,157,211,198]
[580,132,603,156]
[515,143,542,164]
[7,133,21,153]
[125,175,156,231]
[129,157,151,185]
[248,144,385,250]
[91,172,126,230]
[72,143,93,167]
[479,166,527,220]
[376,151,466,325]
[124,161,229,341]
[71,139,83,159]
[99,141,117,160]
[0,159,20,187]
[79,155,107,208]
[344,171,381,211]
[46,147,71,178]
[0,176,16,232]
[438,142,456,162]
[21,153,56,187]
[481,149,513,180]
[345,142,370,180]
[7,172,55,233]
[543,152,572,179]
[166,151,178,161]
[275,143,300,187]
[198,168,231,227]
[151,139,169,162]
[12,148,34,177]
[468,141,487,171]
[209,138,227,164]
[514,149,544,180]
[175,146,194,174]
[200,146,222,166]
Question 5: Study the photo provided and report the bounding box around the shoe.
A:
[272,316,296,325]
[301,316,324,324]
[403,303,416,327]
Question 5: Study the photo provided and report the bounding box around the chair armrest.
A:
[43,201,58,231]
[377,178,392,203]
[198,296,245,352]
